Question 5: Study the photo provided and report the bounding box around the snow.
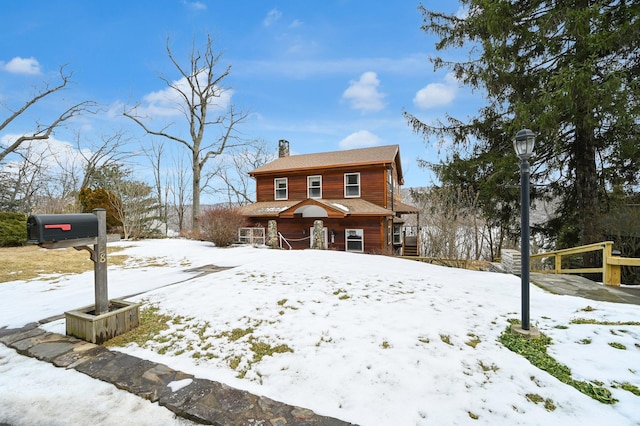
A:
[331,202,349,212]
[1,238,639,425]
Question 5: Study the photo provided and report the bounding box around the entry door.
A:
[309,227,328,249]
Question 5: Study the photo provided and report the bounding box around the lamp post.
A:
[514,129,535,332]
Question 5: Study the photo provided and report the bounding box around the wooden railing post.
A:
[603,242,621,286]
[554,253,562,274]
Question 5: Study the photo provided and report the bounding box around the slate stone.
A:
[257,395,295,418]
[159,378,233,424]
[74,351,148,385]
[110,357,157,392]
[27,340,78,362]
[52,342,107,368]
[9,331,59,354]
[159,378,354,425]
[0,326,45,346]
[0,323,38,339]
[134,363,194,402]
[72,349,119,379]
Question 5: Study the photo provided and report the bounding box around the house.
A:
[240,140,419,254]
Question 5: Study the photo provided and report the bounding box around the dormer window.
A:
[274,178,288,200]
[308,175,322,198]
[344,173,360,198]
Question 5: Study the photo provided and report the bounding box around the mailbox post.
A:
[93,209,109,315]
[27,209,139,343]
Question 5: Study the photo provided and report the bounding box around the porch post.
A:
[267,220,279,248]
[312,220,325,250]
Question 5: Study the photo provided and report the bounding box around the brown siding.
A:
[249,159,398,254]
[243,216,388,254]
[255,165,388,207]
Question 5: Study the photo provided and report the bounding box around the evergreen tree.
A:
[406,1,640,247]
[80,164,159,238]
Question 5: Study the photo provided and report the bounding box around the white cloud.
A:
[2,57,41,75]
[289,19,303,28]
[136,72,232,118]
[413,73,458,109]
[184,1,207,11]
[0,134,89,171]
[342,71,386,112]
[263,9,282,27]
[339,130,382,149]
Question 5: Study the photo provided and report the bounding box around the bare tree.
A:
[124,34,249,229]
[411,186,496,261]
[170,153,191,233]
[143,141,169,235]
[0,66,97,163]
[1,145,47,212]
[77,131,133,190]
[212,138,274,206]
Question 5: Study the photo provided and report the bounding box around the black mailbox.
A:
[27,214,99,244]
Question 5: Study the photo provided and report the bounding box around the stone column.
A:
[267,220,279,248]
[312,220,325,250]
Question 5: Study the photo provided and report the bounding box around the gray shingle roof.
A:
[250,145,402,181]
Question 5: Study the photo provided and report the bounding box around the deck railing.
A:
[278,232,293,250]
[530,241,640,286]
[238,227,265,245]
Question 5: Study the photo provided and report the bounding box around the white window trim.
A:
[345,228,364,253]
[393,224,402,245]
[274,177,288,200]
[307,175,322,199]
[344,172,361,198]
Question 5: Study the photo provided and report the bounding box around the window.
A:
[393,224,402,245]
[344,173,360,198]
[274,178,288,200]
[345,229,364,252]
[307,175,322,198]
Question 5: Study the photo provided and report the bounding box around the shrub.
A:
[0,212,27,247]
[199,206,244,247]
[78,187,123,230]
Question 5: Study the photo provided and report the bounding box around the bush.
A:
[199,206,244,247]
[78,187,123,230]
[0,212,27,247]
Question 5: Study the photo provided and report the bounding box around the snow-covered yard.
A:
[1,239,639,425]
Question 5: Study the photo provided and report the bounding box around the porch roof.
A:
[241,198,393,218]
[393,200,419,214]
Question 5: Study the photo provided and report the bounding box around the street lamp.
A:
[514,129,535,332]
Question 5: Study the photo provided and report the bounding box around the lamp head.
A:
[514,128,536,160]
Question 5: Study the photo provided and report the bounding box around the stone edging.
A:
[0,324,353,426]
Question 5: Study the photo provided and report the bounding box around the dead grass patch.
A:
[0,245,129,283]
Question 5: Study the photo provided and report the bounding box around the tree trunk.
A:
[192,154,201,231]
[574,126,599,245]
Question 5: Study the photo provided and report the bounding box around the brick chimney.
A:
[278,139,290,158]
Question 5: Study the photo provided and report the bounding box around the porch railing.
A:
[278,232,292,250]
[238,227,265,246]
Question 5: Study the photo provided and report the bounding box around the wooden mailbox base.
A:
[65,299,140,344]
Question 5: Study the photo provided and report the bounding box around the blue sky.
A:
[1,0,478,200]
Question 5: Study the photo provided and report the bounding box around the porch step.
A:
[403,245,419,256]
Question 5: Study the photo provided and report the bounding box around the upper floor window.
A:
[274,178,288,200]
[344,173,360,198]
[307,175,322,198]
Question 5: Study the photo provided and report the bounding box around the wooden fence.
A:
[530,241,640,286]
